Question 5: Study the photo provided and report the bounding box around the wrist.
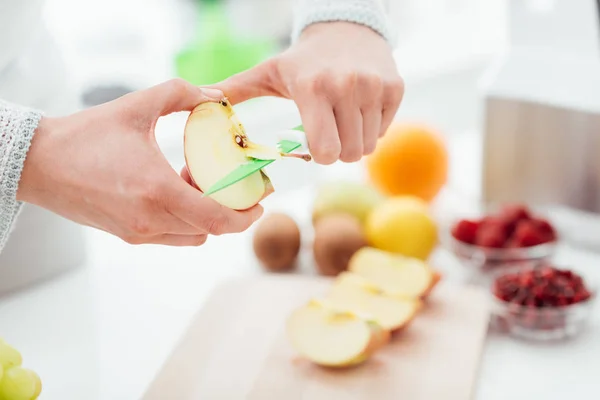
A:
[298,20,385,43]
[16,116,56,204]
[292,0,395,46]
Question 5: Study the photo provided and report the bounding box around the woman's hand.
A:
[17,79,264,246]
[214,21,404,165]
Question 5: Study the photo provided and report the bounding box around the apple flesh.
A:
[349,247,440,299]
[326,272,422,332]
[184,98,300,210]
[286,299,384,367]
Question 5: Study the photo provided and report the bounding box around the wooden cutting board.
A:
[142,274,490,400]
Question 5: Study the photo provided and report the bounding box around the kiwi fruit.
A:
[312,214,368,277]
[252,213,301,272]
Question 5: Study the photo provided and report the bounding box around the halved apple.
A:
[326,272,422,332]
[183,98,307,210]
[348,247,440,299]
[286,298,385,367]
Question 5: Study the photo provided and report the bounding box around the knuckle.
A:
[192,235,208,246]
[122,234,144,245]
[142,180,171,209]
[128,216,153,237]
[296,75,321,94]
[358,73,384,102]
[261,57,280,76]
[340,71,359,90]
[385,77,405,104]
[360,73,383,89]
[206,214,228,235]
[166,78,190,96]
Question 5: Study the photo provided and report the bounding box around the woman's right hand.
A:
[16,79,264,246]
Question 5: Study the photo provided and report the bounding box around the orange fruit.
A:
[366,122,448,202]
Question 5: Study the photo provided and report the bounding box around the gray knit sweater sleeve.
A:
[292,0,396,46]
[0,100,42,251]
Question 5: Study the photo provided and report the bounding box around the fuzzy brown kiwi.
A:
[253,213,301,272]
[313,214,368,277]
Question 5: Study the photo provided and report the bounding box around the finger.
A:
[334,103,363,163]
[362,108,382,155]
[297,95,341,164]
[210,59,287,105]
[380,78,405,136]
[146,234,208,247]
[143,78,225,116]
[170,183,264,235]
[180,166,200,190]
[158,217,206,235]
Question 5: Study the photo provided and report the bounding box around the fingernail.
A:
[200,87,224,100]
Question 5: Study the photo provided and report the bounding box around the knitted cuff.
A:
[0,100,42,252]
[292,0,396,46]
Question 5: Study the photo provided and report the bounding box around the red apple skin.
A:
[421,270,442,300]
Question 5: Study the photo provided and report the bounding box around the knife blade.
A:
[201,139,303,197]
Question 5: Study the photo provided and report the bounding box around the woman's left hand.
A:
[213,21,404,165]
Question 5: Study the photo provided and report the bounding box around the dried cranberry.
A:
[493,264,592,333]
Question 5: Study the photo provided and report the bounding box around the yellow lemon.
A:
[365,196,438,260]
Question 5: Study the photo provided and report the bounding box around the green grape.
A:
[0,343,22,370]
[0,367,39,400]
[0,362,4,382]
[29,370,41,400]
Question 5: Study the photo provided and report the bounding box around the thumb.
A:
[142,78,225,116]
[210,59,289,105]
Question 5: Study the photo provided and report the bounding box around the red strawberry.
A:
[512,220,546,247]
[475,230,505,248]
[476,219,509,247]
[499,204,531,224]
[497,204,530,238]
[532,218,557,242]
[504,238,521,248]
[451,219,480,244]
[481,216,511,236]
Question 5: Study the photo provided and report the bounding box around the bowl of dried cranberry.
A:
[490,263,596,341]
[446,204,559,273]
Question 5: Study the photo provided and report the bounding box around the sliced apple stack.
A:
[286,246,442,368]
[326,272,422,333]
[348,247,441,299]
[183,98,309,210]
[286,299,388,367]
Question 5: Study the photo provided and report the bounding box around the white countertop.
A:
[2,125,600,399]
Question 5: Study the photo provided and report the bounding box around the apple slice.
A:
[348,247,440,299]
[286,299,385,367]
[184,98,294,210]
[327,272,422,332]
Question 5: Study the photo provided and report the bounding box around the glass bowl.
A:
[488,264,597,341]
[446,229,558,272]
[441,203,560,277]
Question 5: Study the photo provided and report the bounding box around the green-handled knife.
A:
[202,125,307,197]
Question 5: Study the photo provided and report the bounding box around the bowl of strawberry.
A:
[447,204,558,272]
[490,264,596,341]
